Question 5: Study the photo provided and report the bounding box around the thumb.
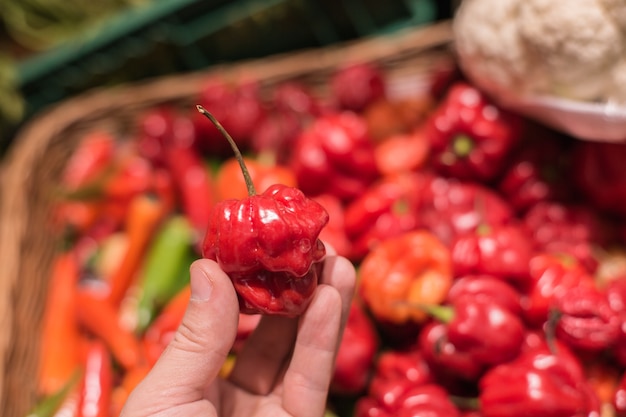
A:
[140,259,240,396]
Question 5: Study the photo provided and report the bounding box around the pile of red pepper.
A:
[33,59,626,417]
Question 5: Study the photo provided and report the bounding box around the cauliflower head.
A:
[453,0,626,104]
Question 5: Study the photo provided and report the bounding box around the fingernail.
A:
[190,268,214,301]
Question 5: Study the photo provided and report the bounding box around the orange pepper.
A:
[374,129,430,176]
[106,192,168,307]
[38,251,83,396]
[76,287,141,371]
[358,230,453,325]
[214,156,297,201]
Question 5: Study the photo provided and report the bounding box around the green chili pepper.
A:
[135,215,195,332]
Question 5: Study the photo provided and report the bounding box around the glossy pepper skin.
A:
[202,183,328,316]
[552,285,621,352]
[198,106,329,317]
[521,253,596,328]
[446,275,522,316]
[424,82,523,182]
[450,223,534,286]
[290,112,379,203]
[417,177,514,246]
[479,342,600,417]
[358,230,453,325]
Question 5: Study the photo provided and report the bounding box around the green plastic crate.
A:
[15,0,448,119]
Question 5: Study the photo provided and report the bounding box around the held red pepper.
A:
[290,111,380,203]
[198,106,329,316]
[331,301,380,395]
[479,342,601,417]
[343,172,428,261]
[423,82,523,182]
[551,285,621,352]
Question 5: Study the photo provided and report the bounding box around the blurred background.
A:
[0,0,457,155]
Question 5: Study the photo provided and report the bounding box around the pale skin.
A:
[120,249,356,417]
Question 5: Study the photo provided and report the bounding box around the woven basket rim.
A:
[0,20,454,417]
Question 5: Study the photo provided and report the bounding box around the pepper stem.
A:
[196,105,256,196]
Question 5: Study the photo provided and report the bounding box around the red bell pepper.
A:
[311,194,351,259]
[290,111,380,203]
[571,140,626,216]
[418,321,484,383]
[423,82,524,182]
[450,223,534,285]
[330,62,387,113]
[358,230,453,325]
[497,126,574,213]
[76,341,113,417]
[198,107,329,316]
[522,253,596,328]
[417,177,515,246]
[135,106,177,166]
[551,285,621,352]
[191,77,266,157]
[331,301,380,395]
[446,275,522,317]
[479,342,601,417]
[343,172,429,261]
[355,383,461,417]
[523,201,609,274]
[368,349,433,403]
[419,295,525,381]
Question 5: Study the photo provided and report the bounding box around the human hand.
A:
[120,251,356,417]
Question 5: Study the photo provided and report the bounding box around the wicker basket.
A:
[0,21,454,417]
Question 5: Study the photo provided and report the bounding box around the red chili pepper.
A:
[61,131,116,189]
[572,140,626,216]
[331,301,380,395]
[142,284,190,366]
[135,106,177,166]
[198,106,328,316]
[446,275,522,317]
[497,126,574,214]
[479,343,601,417]
[522,253,596,328]
[76,341,113,417]
[417,177,515,246]
[450,223,534,285]
[423,82,523,182]
[343,172,429,261]
[523,201,609,274]
[358,230,453,326]
[290,111,380,203]
[164,143,215,236]
[550,285,621,352]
